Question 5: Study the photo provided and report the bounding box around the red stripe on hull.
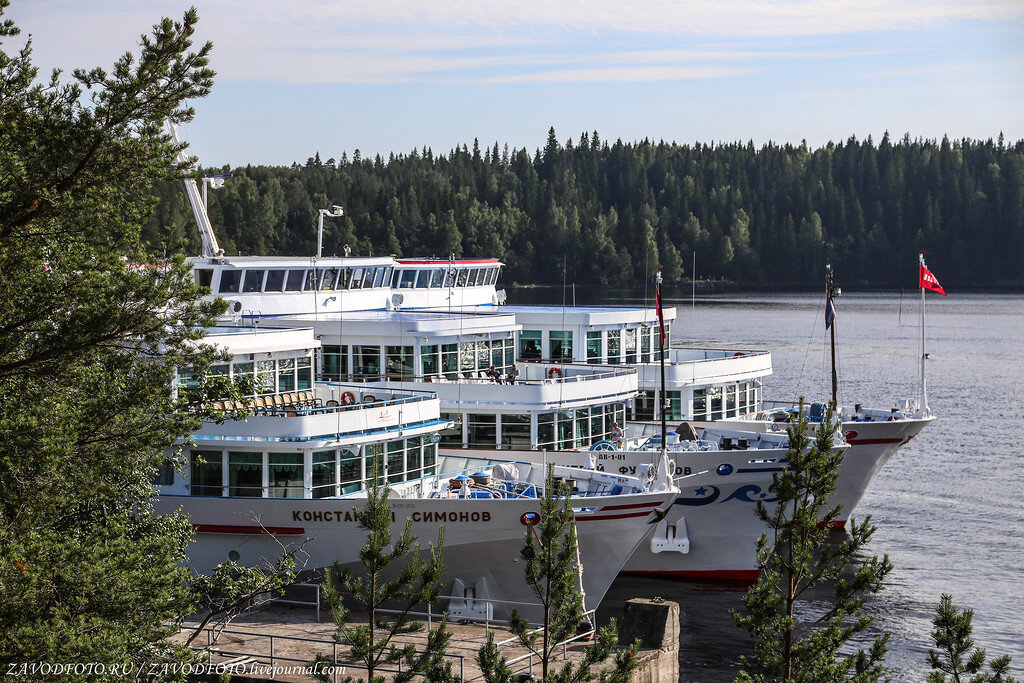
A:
[194,524,306,535]
[599,501,663,511]
[815,520,848,529]
[847,437,906,445]
[575,510,657,521]
[620,569,761,583]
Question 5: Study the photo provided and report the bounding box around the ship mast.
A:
[826,262,838,412]
[167,121,222,258]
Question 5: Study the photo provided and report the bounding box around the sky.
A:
[7,0,1024,166]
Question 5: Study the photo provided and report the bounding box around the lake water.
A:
[514,288,1024,682]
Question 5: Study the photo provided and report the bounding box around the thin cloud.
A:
[480,64,760,84]
[8,0,1022,86]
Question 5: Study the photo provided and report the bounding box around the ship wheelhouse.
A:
[188,256,505,319]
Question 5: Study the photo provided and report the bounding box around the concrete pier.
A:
[170,597,681,681]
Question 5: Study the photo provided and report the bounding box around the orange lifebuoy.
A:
[547,367,562,379]
[340,391,356,405]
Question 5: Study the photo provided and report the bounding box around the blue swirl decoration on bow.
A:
[675,485,720,506]
[721,484,777,504]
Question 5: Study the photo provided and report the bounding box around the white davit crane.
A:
[167,121,223,257]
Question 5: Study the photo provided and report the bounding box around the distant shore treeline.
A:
[145,130,1024,288]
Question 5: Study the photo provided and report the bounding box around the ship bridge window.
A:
[190,451,223,496]
[312,450,337,498]
[321,345,349,380]
[501,414,531,449]
[692,389,707,420]
[387,441,406,483]
[361,268,374,288]
[520,331,541,360]
[277,358,295,392]
[537,413,555,449]
[354,345,381,378]
[232,362,254,393]
[320,268,339,290]
[151,460,174,486]
[265,269,286,291]
[269,453,303,498]
[285,270,305,291]
[492,338,510,370]
[607,330,621,364]
[415,270,430,288]
[640,327,652,362]
[625,328,637,364]
[550,331,573,361]
[372,267,386,288]
[195,269,213,289]
[586,331,602,363]
[339,447,361,494]
[397,269,416,288]
[490,268,500,285]
[228,452,262,497]
[256,360,275,393]
[456,269,469,287]
[429,269,445,287]
[297,357,312,390]
[218,270,241,293]
[243,270,264,293]
[350,267,365,289]
[709,386,723,420]
[338,268,353,289]
[441,343,459,379]
[467,414,497,449]
[385,346,414,379]
[421,345,439,377]
[442,268,455,288]
[305,270,319,291]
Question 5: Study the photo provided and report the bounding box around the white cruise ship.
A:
[156,325,678,619]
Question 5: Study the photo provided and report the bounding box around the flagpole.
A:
[657,266,667,453]
[919,252,927,414]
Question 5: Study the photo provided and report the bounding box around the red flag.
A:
[919,264,946,296]
[655,287,666,348]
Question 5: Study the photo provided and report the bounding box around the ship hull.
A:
[156,489,673,620]
[441,448,779,582]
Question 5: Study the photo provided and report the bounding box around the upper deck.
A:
[189,255,504,318]
[192,384,446,448]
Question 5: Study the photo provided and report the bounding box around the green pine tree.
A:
[927,594,1017,683]
[0,2,232,670]
[477,465,638,682]
[732,403,893,682]
[317,456,454,683]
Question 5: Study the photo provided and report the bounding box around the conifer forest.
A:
[146,130,1024,289]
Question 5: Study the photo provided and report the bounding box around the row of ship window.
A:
[438,404,628,451]
[321,339,515,380]
[632,382,761,421]
[179,356,314,395]
[206,265,501,295]
[184,438,437,498]
[519,327,670,364]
